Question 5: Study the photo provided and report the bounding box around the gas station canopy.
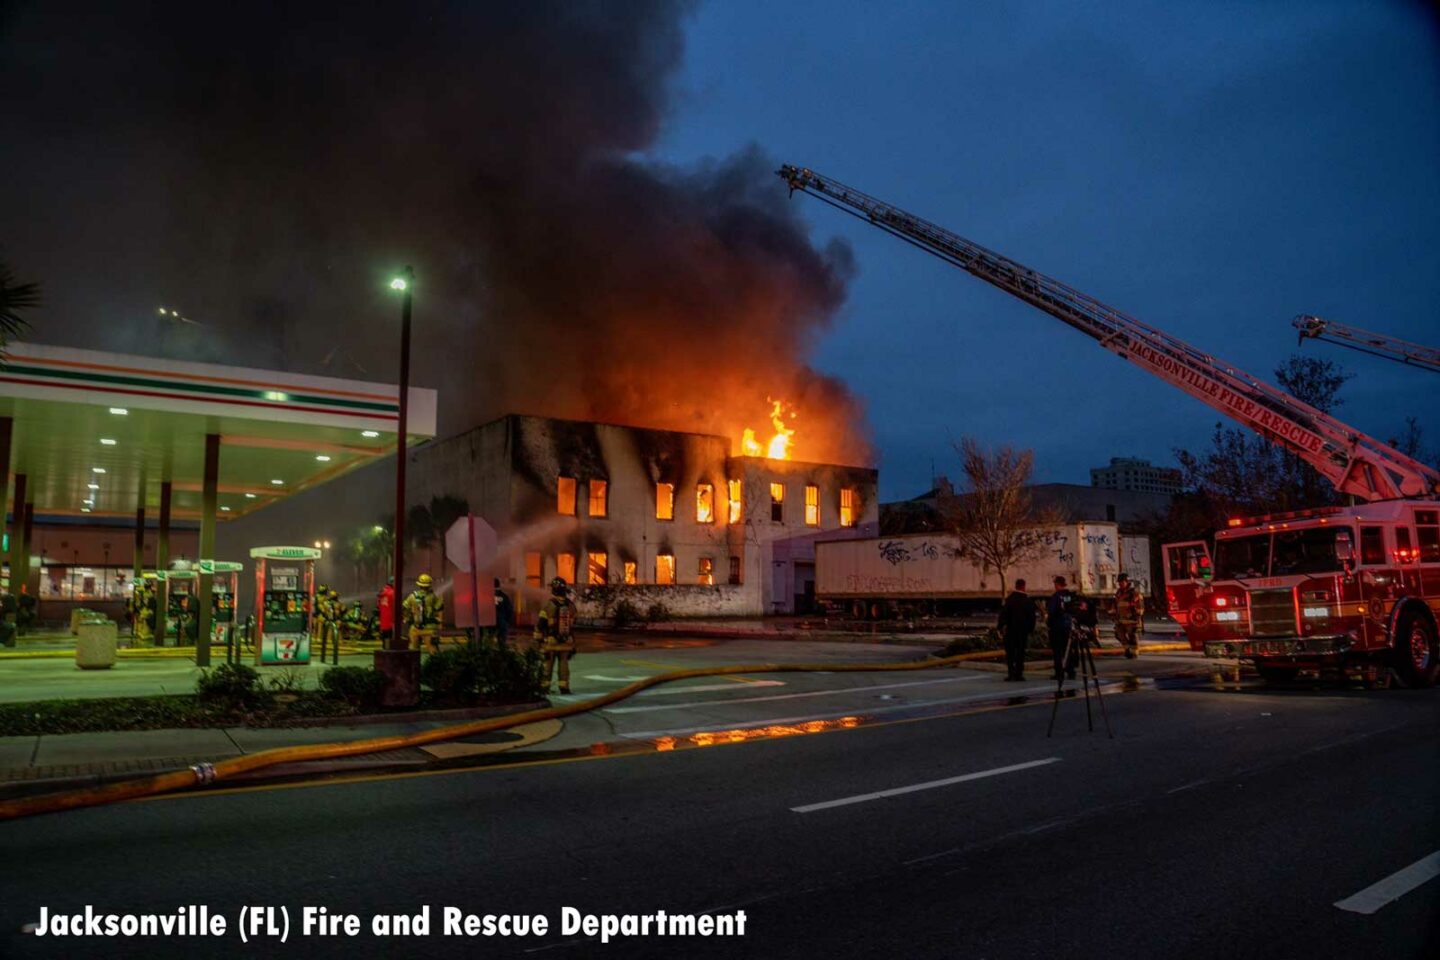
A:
[0,342,437,521]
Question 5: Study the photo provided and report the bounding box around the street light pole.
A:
[376,266,420,708]
[391,265,412,652]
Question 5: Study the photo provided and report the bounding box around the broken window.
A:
[698,557,714,585]
[770,482,785,523]
[727,479,743,524]
[556,476,577,516]
[805,484,819,526]
[623,561,637,585]
[524,552,542,587]
[556,553,576,584]
[728,556,741,585]
[587,551,608,585]
[655,553,676,585]
[840,487,857,527]
[588,479,608,518]
[696,483,714,523]
[656,482,675,520]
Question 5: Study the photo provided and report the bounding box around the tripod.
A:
[1046,622,1113,738]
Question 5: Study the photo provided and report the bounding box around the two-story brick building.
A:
[405,415,878,617]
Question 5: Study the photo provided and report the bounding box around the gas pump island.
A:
[250,546,321,665]
[154,560,242,648]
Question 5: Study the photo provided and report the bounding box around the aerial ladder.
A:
[777,165,1440,502]
[1292,314,1440,374]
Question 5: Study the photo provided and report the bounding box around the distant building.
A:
[1089,457,1182,495]
[881,479,1172,535]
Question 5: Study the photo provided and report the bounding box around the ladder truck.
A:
[778,164,1440,686]
[1293,314,1440,374]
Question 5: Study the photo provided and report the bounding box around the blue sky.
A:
[655,0,1440,499]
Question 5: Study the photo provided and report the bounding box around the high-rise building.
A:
[1089,457,1182,495]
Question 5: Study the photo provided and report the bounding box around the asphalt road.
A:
[1,671,1436,960]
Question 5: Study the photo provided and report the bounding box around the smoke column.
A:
[0,1,869,464]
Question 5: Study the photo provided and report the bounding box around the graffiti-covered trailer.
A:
[815,524,1150,616]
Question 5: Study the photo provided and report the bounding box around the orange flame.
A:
[741,399,796,460]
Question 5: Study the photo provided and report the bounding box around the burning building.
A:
[404,414,877,618]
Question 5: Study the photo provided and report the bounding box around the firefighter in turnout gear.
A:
[1112,572,1145,659]
[534,577,577,694]
[404,573,444,651]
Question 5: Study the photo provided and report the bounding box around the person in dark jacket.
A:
[1047,575,1078,681]
[996,578,1037,681]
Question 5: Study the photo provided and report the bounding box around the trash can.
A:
[70,607,95,635]
[75,617,118,669]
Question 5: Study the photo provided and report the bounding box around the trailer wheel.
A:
[1256,666,1298,684]
[1393,607,1439,689]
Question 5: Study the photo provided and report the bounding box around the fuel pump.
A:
[250,546,320,665]
[196,560,242,651]
[157,569,201,646]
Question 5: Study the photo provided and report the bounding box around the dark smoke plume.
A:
[0,1,869,464]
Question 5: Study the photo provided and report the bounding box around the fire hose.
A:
[0,649,1038,822]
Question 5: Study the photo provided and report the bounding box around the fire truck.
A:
[777,164,1440,687]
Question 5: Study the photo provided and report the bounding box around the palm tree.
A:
[0,257,40,353]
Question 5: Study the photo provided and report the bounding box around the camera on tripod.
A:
[1061,592,1099,629]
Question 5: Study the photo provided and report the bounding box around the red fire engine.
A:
[778,164,1440,687]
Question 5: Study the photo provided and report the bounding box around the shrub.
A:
[196,662,265,708]
[266,667,307,695]
[611,598,642,629]
[320,666,384,707]
[645,602,671,623]
[420,643,544,703]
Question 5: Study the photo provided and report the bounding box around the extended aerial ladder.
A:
[777,165,1440,502]
[1292,314,1440,374]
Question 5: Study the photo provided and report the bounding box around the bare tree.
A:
[941,438,1051,594]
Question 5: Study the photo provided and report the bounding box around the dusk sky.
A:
[5,1,1438,501]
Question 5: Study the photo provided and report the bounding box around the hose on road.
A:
[0,649,1029,822]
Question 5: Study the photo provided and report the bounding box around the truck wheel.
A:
[1256,666,1298,684]
[1393,608,1439,689]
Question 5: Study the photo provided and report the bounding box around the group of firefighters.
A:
[997,571,1147,682]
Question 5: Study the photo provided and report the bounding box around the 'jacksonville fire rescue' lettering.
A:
[1128,343,1325,455]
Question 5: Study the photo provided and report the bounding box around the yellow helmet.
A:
[416,573,433,588]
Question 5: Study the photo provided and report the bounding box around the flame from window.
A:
[741,398,796,460]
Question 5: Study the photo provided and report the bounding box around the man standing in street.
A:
[996,578,1036,681]
[1112,572,1145,659]
[1047,575,1077,681]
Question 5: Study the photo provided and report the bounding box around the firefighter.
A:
[533,577,577,694]
[377,577,395,638]
[341,599,372,643]
[1113,572,1146,659]
[404,573,444,651]
[138,575,158,644]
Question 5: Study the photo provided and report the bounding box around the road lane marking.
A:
[603,673,991,714]
[791,758,1061,813]
[1334,850,1440,915]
